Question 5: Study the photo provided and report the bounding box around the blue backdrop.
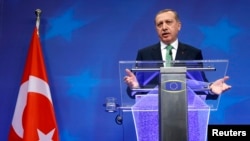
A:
[0,0,249,140]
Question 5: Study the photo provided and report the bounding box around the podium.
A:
[117,60,228,141]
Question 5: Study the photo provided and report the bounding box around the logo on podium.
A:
[164,80,185,92]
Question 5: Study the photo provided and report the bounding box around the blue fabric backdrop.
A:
[0,0,249,140]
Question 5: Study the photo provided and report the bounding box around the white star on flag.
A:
[38,128,55,141]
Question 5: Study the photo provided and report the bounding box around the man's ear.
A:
[178,22,182,31]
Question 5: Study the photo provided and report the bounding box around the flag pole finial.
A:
[35,9,42,18]
[35,9,42,30]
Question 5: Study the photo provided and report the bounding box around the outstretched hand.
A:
[124,69,139,89]
[210,76,231,95]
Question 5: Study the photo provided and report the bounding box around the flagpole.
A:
[35,9,42,32]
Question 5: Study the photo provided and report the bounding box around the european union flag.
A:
[165,81,183,91]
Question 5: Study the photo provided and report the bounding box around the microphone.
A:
[169,49,172,55]
[169,49,173,62]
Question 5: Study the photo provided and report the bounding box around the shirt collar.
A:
[160,39,178,50]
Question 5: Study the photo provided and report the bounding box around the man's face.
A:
[155,11,181,44]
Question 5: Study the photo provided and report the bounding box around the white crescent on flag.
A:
[12,75,52,138]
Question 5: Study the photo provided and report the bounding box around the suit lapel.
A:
[151,43,163,60]
[176,42,187,60]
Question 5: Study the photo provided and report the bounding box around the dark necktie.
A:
[165,45,173,67]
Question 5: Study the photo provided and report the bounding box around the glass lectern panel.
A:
[119,60,228,112]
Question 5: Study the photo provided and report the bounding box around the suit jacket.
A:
[136,42,203,61]
[129,41,217,99]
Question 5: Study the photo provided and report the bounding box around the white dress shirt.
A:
[160,39,179,66]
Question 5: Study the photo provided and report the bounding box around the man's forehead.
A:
[156,12,175,21]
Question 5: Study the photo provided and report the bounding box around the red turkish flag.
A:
[8,27,59,141]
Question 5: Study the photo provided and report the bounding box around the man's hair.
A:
[155,9,180,23]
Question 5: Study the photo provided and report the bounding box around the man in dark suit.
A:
[124,9,231,97]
